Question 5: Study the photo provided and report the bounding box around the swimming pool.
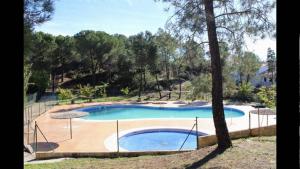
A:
[118,128,207,151]
[75,105,244,120]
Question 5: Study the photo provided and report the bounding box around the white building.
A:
[231,63,275,87]
[251,63,275,87]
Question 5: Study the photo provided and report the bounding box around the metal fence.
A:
[24,93,58,126]
[24,93,58,146]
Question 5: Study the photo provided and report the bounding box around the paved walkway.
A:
[24,152,35,162]
[28,101,276,153]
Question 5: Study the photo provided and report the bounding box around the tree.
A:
[233,51,261,84]
[24,0,55,59]
[159,0,275,149]
[130,31,156,100]
[30,32,57,92]
[24,63,32,103]
[54,35,76,82]
[267,48,276,84]
[24,0,55,97]
[190,73,212,101]
[155,28,178,99]
[74,30,115,87]
[147,42,162,99]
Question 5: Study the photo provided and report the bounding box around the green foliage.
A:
[234,83,255,102]
[24,63,32,103]
[94,83,108,98]
[57,88,73,100]
[29,70,50,92]
[257,85,276,108]
[79,84,95,98]
[120,87,130,95]
[223,78,238,99]
[189,74,212,100]
[267,48,276,83]
[233,52,261,84]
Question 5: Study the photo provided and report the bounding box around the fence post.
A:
[24,107,27,124]
[267,113,269,126]
[31,105,33,120]
[35,121,37,152]
[116,120,120,156]
[39,102,40,116]
[27,120,30,145]
[196,117,199,150]
[249,112,251,136]
[70,118,72,139]
[258,108,260,140]
[44,101,46,112]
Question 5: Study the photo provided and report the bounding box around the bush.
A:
[94,83,108,98]
[257,85,276,108]
[234,83,254,102]
[30,70,50,93]
[120,87,129,95]
[57,88,74,100]
[79,84,95,98]
[223,78,238,99]
[188,74,212,100]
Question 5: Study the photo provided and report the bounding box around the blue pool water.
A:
[119,129,205,151]
[76,105,244,120]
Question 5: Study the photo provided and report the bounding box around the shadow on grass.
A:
[185,148,226,169]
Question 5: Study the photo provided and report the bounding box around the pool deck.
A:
[26,101,276,152]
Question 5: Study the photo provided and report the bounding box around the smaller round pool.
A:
[119,128,207,151]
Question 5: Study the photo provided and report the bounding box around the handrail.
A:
[178,123,196,151]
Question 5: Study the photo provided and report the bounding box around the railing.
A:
[33,121,51,152]
[24,94,58,126]
[179,117,199,151]
[114,117,200,154]
[24,93,58,150]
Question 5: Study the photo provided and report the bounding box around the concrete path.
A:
[27,101,276,153]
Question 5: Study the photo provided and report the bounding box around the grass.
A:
[25,136,275,169]
[57,91,198,105]
[58,96,128,105]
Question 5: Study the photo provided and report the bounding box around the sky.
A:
[35,0,276,61]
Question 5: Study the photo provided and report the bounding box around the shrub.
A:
[30,70,50,93]
[94,83,108,98]
[234,83,254,102]
[257,85,276,108]
[223,78,238,99]
[188,74,212,100]
[57,88,73,100]
[120,87,129,95]
[79,84,95,98]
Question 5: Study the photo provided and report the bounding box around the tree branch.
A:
[214,9,251,19]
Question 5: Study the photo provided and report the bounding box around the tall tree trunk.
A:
[239,72,243,86]
[246,74,250,84]
[179,79,182,99]
[143,69,147,90]
[92,70,96,87]
[61,57,64,82]
[138,68,143,99]
[61,69,64,82]
[271,71,274,84]
[204,0,232,150]
[155,74,161,99]
[51,71,55,93]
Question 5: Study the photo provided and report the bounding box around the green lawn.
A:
[25,136,275,169]
[58,96,129,105]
